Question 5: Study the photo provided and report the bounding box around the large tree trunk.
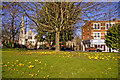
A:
[55,31,60,51]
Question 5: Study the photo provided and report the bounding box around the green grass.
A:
[2,49,119,78]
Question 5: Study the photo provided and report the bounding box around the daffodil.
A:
[15,60,19,62]
[12,65,14,67]
[38,70,40,72]
[35,59,38,62]
[51,66,53,68]
[108,68,111,70]
[3,64,7,67]
[94,57,98,60]
[102,57,104,60]
[45,63,47,66]
[19,63,24,66]
[29,62,31,64]
[28,65,35,68]
[39,61,42,64]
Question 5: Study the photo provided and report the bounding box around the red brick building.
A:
[81,18,119,52]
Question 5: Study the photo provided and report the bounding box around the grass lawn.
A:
[1,49,119,78]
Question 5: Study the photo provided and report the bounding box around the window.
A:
[93,32,101,39]
[113,24,115,26]
[88,27,89,30]
[98,33,100,37]
[94,23,100,29]
[83,36,84,39]
[106,24,109,29]
[106,23,115,29]
[98,24,100,29]
[83,29,84,32]
[28,36,32,39]
[95,24,96,29]
[110,24,111,27]
[88,34,89,39]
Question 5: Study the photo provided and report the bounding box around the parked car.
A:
[97,49,102,52]
[86,47,97,52]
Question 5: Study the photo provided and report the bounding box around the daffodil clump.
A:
[28,65,35,68]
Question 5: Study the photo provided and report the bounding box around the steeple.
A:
[19,15,25,45]
[21,15,25,28]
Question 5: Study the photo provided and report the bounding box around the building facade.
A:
[19,16,39,49]
[81,18,119,52]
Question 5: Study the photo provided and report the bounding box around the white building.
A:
[19,16,40,49]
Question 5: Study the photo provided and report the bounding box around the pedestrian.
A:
[63,44,65,51]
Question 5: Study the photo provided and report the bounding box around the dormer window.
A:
[28,36,32,39]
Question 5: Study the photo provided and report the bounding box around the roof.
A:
[82,18,120,28]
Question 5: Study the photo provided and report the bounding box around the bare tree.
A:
[2,2,23,47]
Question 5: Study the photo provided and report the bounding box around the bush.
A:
[40,44,47,49]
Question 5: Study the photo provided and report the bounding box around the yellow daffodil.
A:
[45,63,47,66]
[15,60,19,62]
[35,59,38,62]
[28,65,35,68]
[102,58,104,60]
[29,62,31,64]
[12,65,14,67]
[108,68,111,70]
[39,61,42,64]
[94,57,98,60]
[51,66,53,68]
[3,64,7,67]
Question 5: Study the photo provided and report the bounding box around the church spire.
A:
[21,15,24,27]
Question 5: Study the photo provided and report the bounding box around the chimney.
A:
[113,18,117,21]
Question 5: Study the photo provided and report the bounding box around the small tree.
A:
[105,24,120,52]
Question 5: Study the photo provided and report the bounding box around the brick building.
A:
[81,18,119,52]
